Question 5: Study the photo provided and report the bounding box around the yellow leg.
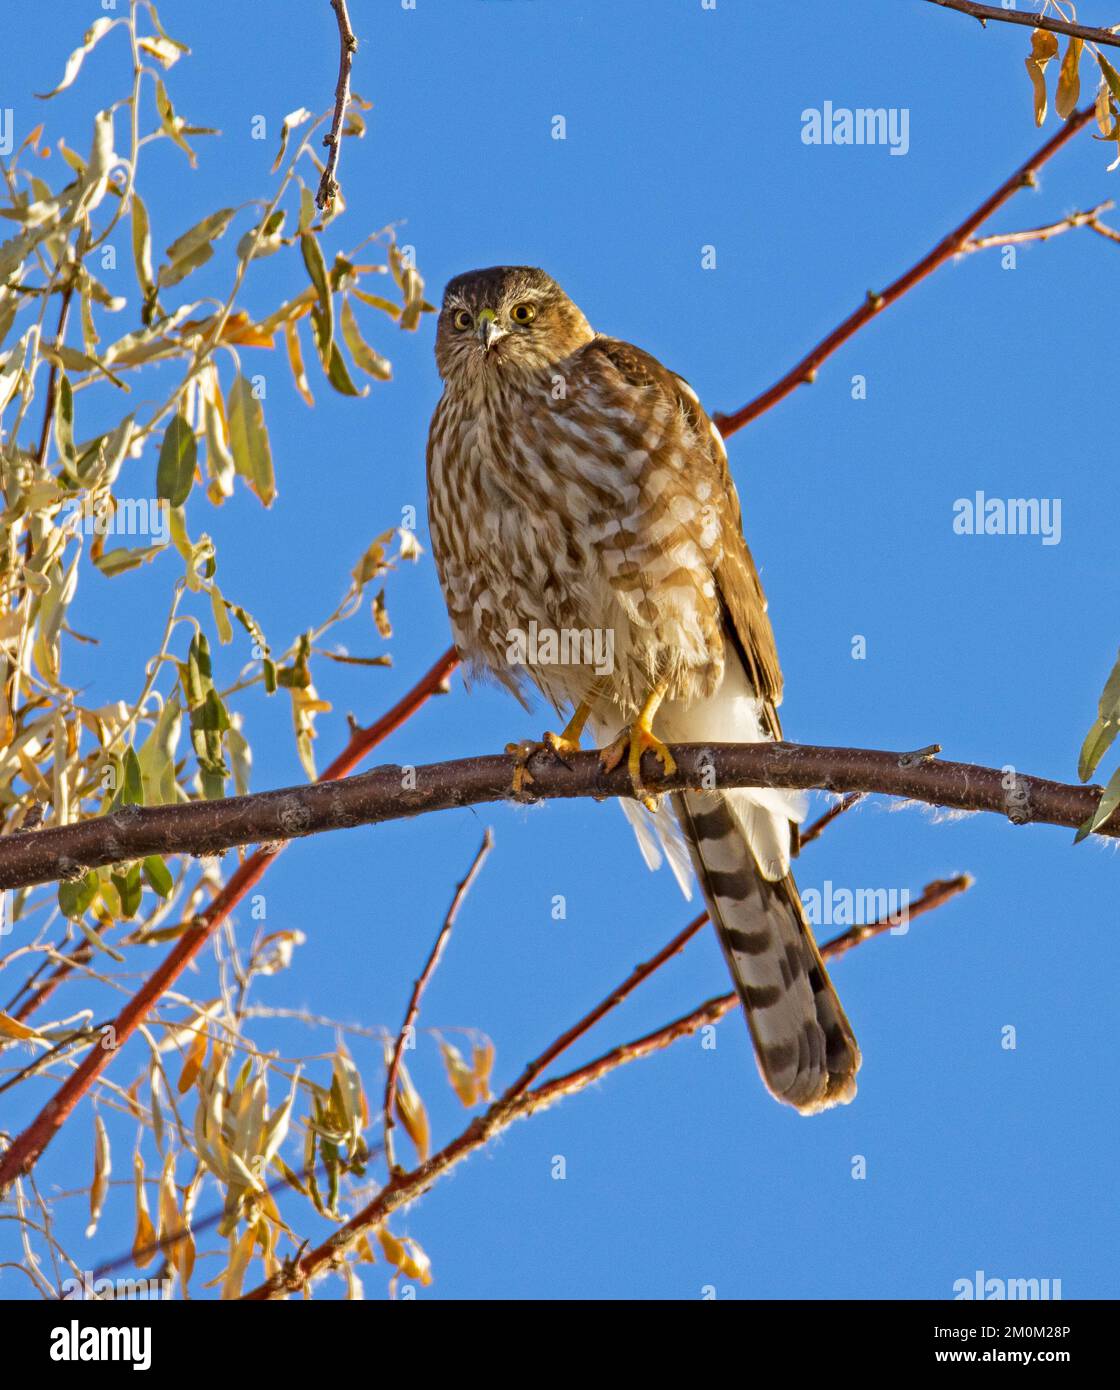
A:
[600,683,677,802]
[544,700,593,758]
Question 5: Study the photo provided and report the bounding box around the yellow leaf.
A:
[177,1024,209,1094]
[1056,38,1083,119]
[393,1061,431,1163]
[133,1152,157,1267]
[0,1011,40,1041]
[438,1038,480,1107]
[1025,28,1060,126]
[284,318,314,408]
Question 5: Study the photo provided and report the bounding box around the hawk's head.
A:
[434,266,594,381]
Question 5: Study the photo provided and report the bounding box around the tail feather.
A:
[673,788,860,1113]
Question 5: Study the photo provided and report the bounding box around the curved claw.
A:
[600,725,677,807]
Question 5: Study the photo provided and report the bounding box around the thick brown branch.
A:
[923,0,1120,50]
[0,741,1109,901]
[713,103,1096,436]
[0,649,459,1188]
[5,647,459,1024]
[316,0,358,211]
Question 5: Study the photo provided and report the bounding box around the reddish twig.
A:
[316,0,358,210]
[7,647,459,1024]
[243,871,971,1298]
[0,647,459,1188]
[799,792,865,849]
[713,104,1096,437]
[923,0,1120,50]
[383,828,493,1172]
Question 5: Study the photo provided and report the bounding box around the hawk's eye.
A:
[510,302,537,325]
[452,309,473,331]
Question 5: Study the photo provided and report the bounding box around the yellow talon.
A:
[505,740,538,796]
[598,683,676,807]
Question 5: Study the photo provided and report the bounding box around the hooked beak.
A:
[476,308,506,351]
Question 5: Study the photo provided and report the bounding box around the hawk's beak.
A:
[476,309,505,351]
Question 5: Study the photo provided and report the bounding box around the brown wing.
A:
[586,335,784,736]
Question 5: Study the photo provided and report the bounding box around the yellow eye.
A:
[452,309,473,331]
[510,302,537,325]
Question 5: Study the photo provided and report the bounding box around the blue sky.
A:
[2,0,1117,1299]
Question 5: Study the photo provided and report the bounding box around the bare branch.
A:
[923,0,1120,50]
[383,829,493,1172]
[242,872,972,1299]
[713,103,1096,437]
[5,647,459,1024]
[961,200,1116,251]
[316,0,358,211]
[0,740,1109,902]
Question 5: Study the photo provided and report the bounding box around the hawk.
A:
[426,266,860,1113]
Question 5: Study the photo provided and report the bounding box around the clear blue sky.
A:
[2,0,1117,1299]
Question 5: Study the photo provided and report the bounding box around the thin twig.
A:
[502,909,711,1102]
[961,200,1115,251]
[713,104,1096,437]
[383,829,493,1173]
[8,647,459,1024]
[0,648,459,1188]
[799,792,865,849]
[922,0,1120,50]
[317,0,358,211]
[242,872,972,1299]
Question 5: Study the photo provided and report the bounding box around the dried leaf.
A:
[86,1113,112,1237]
[1056,38,1084,120]
[36,17,118,98]
[1025,28,1060,126]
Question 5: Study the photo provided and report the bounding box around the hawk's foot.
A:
[599,683,676,810]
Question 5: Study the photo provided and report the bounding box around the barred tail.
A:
[673,789,861,1113]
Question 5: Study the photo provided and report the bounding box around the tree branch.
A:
[0,649,458,1189]
[713,103,1096,437]
[5,647,459,1024]
[382,829,493,1173]
[0,741,1109,901]
[923,0,1120,51]
[316,0,358,211]
[961,200,1116,251]
[242,872,971,1299]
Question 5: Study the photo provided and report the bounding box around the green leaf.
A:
[226,374,275,506]
[142,855,174,899]
[112,862,143,919]
[300,232,333,359]
[93,542,167,578]
[156,413,197,509]
[163,207,236,269]
[119,747,145,806]
[1089,764,1120,835]
[53,372,76,465]
[58,870,99,920]
[1078,717,1118,783]
[131,190,155,299]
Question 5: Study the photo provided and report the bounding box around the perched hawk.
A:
[426,266,860,1113]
